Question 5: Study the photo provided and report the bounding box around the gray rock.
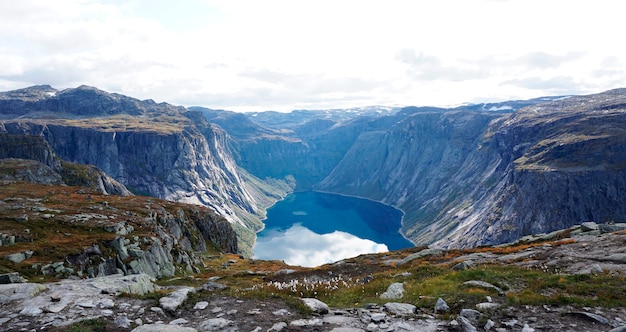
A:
[199,318,235,331]
[457,316,477,332]
[452,260,475,271]
[193,301,209,310]
[476,302,500,311]
[169,318,189,325]
[383,302,416,316]
[599,223,626,233]
[159,287,195,312]
[330,328,365,332]
[115,316,133,328]
[0,272,27,284]
[290,318,323,327]
[86,273,156,296]
[434,298,449,313]
[301,298,329,314]
[566,311,609,325]
[268,322,288,331]
[608,326,626,332]
[98,298,115,309]
[196,281,227,292]
[484,319,495,330]
[460,308,481,321]
[398,248,443,265]
[6,251,32,263]
[19,305,43,316]
[380,282,404,300]
[463,280,504,295]
[521,324,535,332]
[581,221,599,231]
[0,283,47,304]
[132,325,197,332]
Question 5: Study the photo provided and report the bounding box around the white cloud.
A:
[1,0,625,111]
[254,224,388,267]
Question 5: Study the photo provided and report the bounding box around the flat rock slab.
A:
[160,287,195,312]
[383,302,416,316]
[132,324,198,332]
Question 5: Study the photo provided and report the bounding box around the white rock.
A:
[169,318,189,325]
[159,287,195,312]
[132,324,198,332]
[301,298,329,314]
[114,316,133,328]
[290,318,323,327]
[383,302,416,316]
[476,302,501,311]
[380,282,404,299]
[98,298,115,309]
[435,297,450,313]
[268,322,287,331]
[199,317,234,331]
[193,301,208,310]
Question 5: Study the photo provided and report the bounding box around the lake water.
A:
[253,191,413,267]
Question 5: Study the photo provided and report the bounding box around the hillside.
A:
[2,85,626,254]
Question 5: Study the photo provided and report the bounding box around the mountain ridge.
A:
[2,85,626,254]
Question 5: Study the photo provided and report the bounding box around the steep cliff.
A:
[316,89,626,248]
[0,86,290,257]
[0,181,239,279]
[0,133,131,195]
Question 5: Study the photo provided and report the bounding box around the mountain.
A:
[222,89,625,249]
[314,89,626,247]
[2,84,625,254]
[0,85,291,257]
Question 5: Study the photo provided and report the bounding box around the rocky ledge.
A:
[1,222,625,331]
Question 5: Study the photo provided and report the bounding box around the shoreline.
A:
[253,188,414,245]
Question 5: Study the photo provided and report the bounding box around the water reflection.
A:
[254,224,388,267]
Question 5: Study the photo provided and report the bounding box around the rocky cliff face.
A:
[315,89,626,248]
[0,133,131,195]
[0,180,239,279]
[3,84,625,254]
[0,86,291,257]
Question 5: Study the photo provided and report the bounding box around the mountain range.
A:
[2,85,626,256]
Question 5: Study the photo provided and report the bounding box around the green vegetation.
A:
[50,318,107,332]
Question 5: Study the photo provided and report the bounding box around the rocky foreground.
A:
[2,222,626,332]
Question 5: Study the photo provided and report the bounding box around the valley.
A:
[1,85,626,331]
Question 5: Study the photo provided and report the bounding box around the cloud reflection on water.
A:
[253,224,389,267]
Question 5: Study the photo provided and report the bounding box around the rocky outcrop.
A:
[0,133,131,195]
[0,87,292,255]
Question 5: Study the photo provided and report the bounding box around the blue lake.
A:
[253,191,413,267]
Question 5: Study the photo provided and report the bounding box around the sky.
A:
[1,0,625,112]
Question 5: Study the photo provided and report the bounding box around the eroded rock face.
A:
[315,89,626,248]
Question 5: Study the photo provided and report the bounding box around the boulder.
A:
[599,223,626,233]
[0,272,27,284]
[580,221,599,231]
[434,298,450,313]
[398,248,443,265]
[383,302,416,316]
[380,282,404,300]
[457,316,477,332]
[301,298,329,314]
[160,287,195,312]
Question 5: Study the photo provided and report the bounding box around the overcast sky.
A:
[1,0,624,112]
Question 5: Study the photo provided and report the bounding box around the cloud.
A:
[1,1,625,111]
[254,224,388,267]
[502,76,581,94]
[395,49,489,81]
